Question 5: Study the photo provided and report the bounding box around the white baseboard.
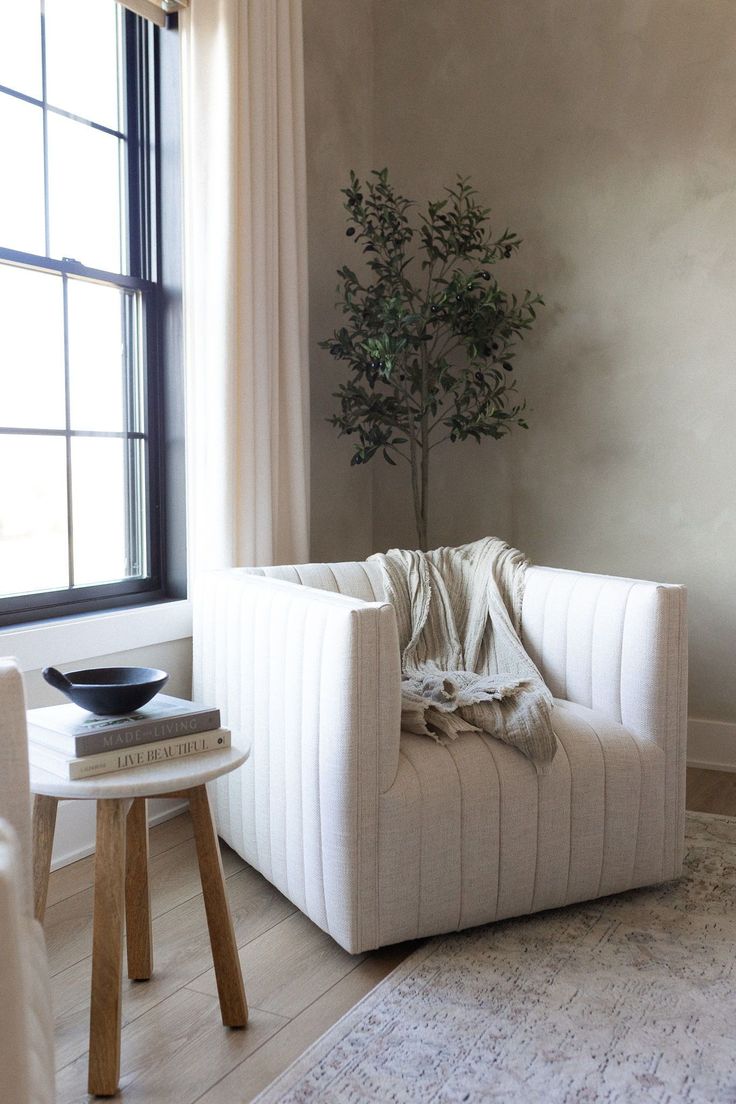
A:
[687,718,736,773]
[51,797,188,870]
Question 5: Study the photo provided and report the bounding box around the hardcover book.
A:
[27,694,221,757]
[28,727,231,781]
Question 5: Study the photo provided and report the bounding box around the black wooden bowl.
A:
[42,665,169,716]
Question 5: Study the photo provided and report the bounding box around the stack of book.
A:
[27,694,230,780]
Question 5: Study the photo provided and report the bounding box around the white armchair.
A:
[0,659,55,1104]
[194,558,687,955]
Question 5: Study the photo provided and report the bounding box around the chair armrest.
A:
[521,565,687,746]
[0,819,55,1104]
[0,821,31,1104]
[0,659,32,917]
[521,563,687,880]
[193,571,402,950]
[194,570,401,792]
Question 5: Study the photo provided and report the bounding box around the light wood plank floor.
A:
[47,768,734,1102]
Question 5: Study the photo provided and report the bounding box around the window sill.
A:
[0,599,192,672]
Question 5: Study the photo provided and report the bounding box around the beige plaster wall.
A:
[303,0,377,562]
[24,638,192,709]
[366,0,736,721]
[303,0,515,557]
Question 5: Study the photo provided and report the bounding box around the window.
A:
[0,0,181,627]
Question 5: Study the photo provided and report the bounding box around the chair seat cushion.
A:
[377,699,665,945]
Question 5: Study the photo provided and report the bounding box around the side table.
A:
[30,744,249,1097]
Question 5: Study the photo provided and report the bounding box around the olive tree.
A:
[321,169,543,548]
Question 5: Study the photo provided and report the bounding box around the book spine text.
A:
[75,709,221,756]
[68,730,231,779]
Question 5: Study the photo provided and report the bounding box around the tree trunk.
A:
[409,433,423,548]
[412,358,430,549]
[409,415,429,549]
[420,418,429,549]
[413,499,427,549]
[410,456,427,549]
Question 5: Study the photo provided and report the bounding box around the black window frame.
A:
[0,7,183,628]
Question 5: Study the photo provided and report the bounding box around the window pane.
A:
[68,281,131,432]
[48,114,123,272]
[0,93,45,255]
[45,0,120,131]
[72,437,142,586]
[0,0,42,100]
[47,114,123,273]
[0,265,66,429]
[0,435,69,596]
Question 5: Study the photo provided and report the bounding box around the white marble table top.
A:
[29,744,248,800]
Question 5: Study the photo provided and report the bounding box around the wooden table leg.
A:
[88,799,129,1097]
[125,797,152,980]
[32,794,58,922]
[188,784,248,1027]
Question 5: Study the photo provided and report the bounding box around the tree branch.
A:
[428,431,453,450]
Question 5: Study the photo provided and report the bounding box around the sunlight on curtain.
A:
[181,0,310,576]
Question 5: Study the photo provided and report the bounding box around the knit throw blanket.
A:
[370,537,557,769]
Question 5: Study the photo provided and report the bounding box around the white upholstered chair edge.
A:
[0,658,55,1104]
[193,558,687,955]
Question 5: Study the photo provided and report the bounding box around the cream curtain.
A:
[180,0,310,576]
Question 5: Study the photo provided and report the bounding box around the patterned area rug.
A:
[255,813,736,1103]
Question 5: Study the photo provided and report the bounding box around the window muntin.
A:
[0,3,164,624]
